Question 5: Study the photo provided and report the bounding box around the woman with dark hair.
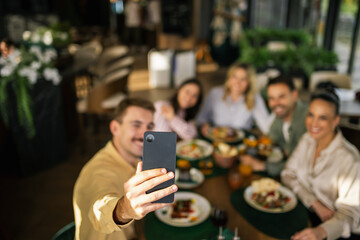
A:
[153,78,203,140]
[282,89,360,240]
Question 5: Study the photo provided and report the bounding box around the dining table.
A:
[135,131,310,240]
[138,164,309,240]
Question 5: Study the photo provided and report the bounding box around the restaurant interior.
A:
[1,0,360,240]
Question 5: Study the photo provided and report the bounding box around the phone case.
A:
[142,131,177,203]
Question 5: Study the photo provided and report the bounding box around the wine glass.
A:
[211,208,228,239]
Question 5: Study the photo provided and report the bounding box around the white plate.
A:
[244,186,297,213]
[206,126,245,143]
[175,168,205,189]
[176,139,213,161]
[155,192,211,227]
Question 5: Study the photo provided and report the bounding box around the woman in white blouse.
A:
[153,78,203,140]
[197,63,271,135]
[282,89,360,240]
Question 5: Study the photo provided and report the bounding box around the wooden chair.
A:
[101,56,135,79]
[309,71,351,92]
[88,45,129,78]
[76,68,130,153]
[77,68,130,114]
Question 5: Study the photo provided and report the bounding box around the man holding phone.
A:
[73,98,178,240]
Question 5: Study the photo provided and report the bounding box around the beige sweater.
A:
[73,141,136,240]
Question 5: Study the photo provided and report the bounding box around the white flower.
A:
[31,33,41,43]
[0,57,7,65]
[29,46,43,61]
[30,61,41,70]
[42,49,57,63]
[19,67,38,84]
[0,64,16,76]
[7,49,21,64]
[43,31,53,45]
[43,68,61,85]
[23,31,32,41]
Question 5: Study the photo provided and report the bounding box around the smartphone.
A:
[142,131,177,203]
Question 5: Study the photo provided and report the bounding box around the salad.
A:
[209,126,239,142]
[251,190,290,209]
[251,178,290,210]
[178,143,204,158]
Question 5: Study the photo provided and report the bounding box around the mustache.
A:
[132,138,143,142]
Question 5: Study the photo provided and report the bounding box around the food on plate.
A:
[213,142,239,168]
[251,178,290,209]
[258,136,272,145]
[252,178,280,193]
[209,127,238,142]
[215,142,238,157]
[178,142,204,158]
[165,199,199,222]
[238,144,246,155]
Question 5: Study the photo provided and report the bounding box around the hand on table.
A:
[311,200,334,222]
[239,155,265,171]
[114,162,178,224]
[161,105,175,121]
[291,226,327,240]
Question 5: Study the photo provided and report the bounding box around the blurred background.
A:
[1,0,360,239]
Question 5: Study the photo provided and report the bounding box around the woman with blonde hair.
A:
[197,62,270,135]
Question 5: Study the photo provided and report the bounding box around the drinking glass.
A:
[211,208,228,240]
[211,208,228,227]
[228,166,243,190]
[238,163,253,178]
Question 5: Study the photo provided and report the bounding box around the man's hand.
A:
[291,226,327,240]
[311,200,334,222]
[161,105,175,122]
[239,155,265,171]
[114,162,178,224]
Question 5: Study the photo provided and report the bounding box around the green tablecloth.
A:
[144,212,219,240]
[230,188,308,239]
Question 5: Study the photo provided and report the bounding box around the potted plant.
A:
[238,28,339,79]
[0,46,61,138]
[0,43,67,176]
